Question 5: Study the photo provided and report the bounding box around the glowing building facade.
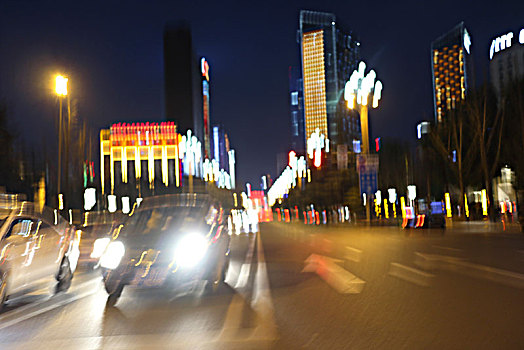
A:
[431,22,472,123]
[298,10,360,153]
[201,58,212,158]
[100,122,180,197]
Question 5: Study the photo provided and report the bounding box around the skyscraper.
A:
[163,21,204,143]
[289,66,305,153]
[489,27,524,99]
[431,22,472,123]
[297,10,360,151]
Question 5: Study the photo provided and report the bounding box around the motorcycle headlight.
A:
[91,237,111,259]
[174,233,208,267]
[99,241,125,269]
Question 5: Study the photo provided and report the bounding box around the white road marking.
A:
[415,251,524,289]
[233,233,256,290]
[388,262,434,287]
[0,279,101,330]
[0,277,99,322]
[219,232,277,344]
[234,264,251,289]
[345,246,362,263]
[251,232,278,341]
[302,254,365,294]
[432,245,463,252]
[414,252,465,271]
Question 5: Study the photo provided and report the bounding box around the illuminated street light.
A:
[55,75,68,96]
[345,61,383,222]
[344,61,383,154]
[55,74,68,210]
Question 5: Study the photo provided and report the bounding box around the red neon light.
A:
[288,150,296,167]
[201,59,209,81]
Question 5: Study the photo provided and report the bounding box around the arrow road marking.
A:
[302,254,365,294]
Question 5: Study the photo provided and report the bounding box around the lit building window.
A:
[291,91,298,106]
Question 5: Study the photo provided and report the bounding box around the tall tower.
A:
[298,10,360,151]
[201,58,212,158]
[163,21,204,142]
[489,28,524,100]
[289,66,305,153]
[431,22,472,123]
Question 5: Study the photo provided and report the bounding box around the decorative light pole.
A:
[344,61,382,154]
[344,61,383,222]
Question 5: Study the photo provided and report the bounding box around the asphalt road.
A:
[1,223,524,349]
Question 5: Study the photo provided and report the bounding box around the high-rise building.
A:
[201,57,212,158]
[297,10,361,151]
[431,22,472,123]
[163,21,204,143]
[289,66,305,153]
[211,124,230,172]
[489,27,524,99]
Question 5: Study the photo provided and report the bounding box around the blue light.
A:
[213,126,219,164]
[353,140,361,153]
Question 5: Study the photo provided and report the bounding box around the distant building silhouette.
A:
[163,21,204,144]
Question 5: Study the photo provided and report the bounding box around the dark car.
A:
[0,201,80,309]
[420,201,446,229]
[99,194,231,306]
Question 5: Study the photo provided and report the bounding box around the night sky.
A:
[0,0,522,189]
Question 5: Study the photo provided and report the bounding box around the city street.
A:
[1,223,524,349]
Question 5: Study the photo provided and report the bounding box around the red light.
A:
[288,150,296,167]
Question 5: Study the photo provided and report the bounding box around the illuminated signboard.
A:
[201,57,211,158]
[100,122,180,194]
[463,31,472,54]
[490,27,524,60]
[201,58,209,81]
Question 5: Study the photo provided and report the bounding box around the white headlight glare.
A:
[174,233,208,267]
[99,241,125,269]
[91,237,111,258]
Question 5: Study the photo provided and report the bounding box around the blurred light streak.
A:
[445,193,452,218]
[481,189,488,216]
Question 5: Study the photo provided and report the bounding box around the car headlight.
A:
[174,233,208,267]
[99,241,125,269]
[91,237,111,259]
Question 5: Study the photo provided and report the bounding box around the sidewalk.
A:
[447,220,522,234]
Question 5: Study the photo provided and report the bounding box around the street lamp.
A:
[344,61,382,154]
[344,61,383,222]
[55,75,68,210]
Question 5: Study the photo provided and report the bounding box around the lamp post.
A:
[55,75,68,210]
[344,61,383,222]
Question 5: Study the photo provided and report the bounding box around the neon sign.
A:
[490,28,524,60]
[201,58,209,81]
